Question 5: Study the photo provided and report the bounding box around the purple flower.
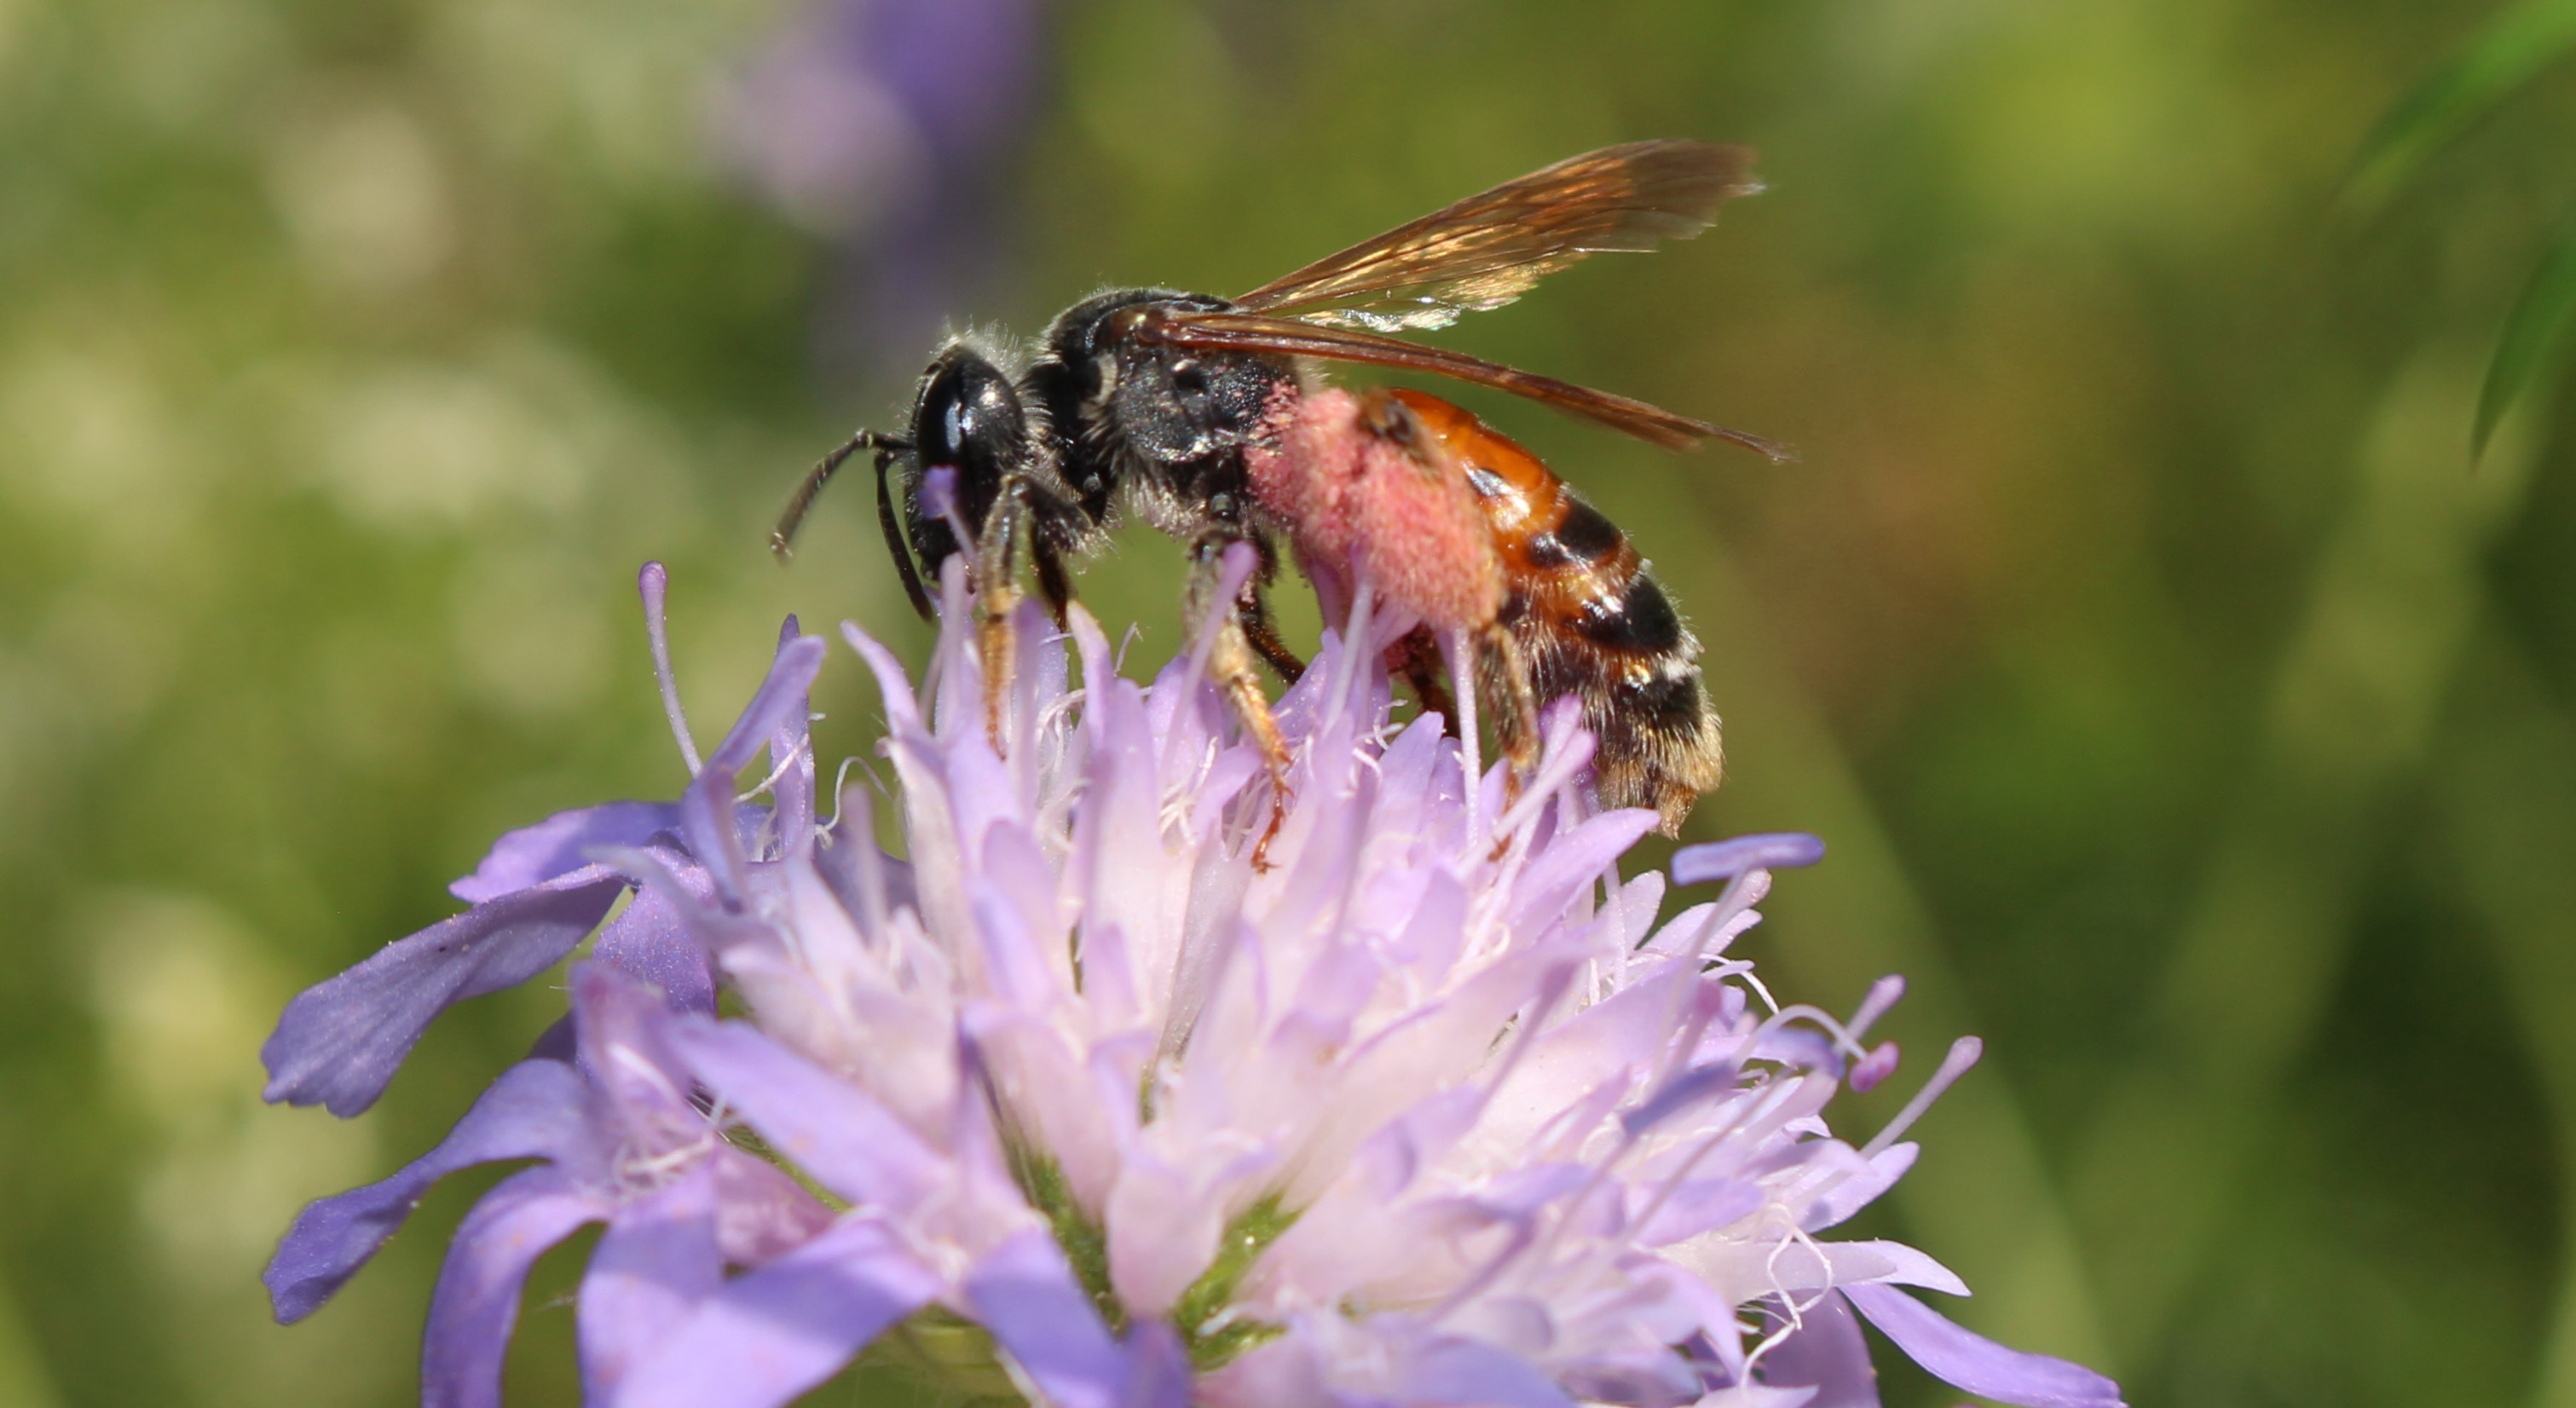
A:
[263,561,2123,1408]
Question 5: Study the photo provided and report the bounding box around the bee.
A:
[772,140,1791,848]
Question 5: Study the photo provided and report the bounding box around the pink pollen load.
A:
[1247,385,1507,632]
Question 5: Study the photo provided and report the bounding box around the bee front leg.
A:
[971,474,1077,751]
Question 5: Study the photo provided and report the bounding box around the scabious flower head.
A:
[262,560,2123,1408]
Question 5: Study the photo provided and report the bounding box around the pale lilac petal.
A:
[965,1228,1128,1408]
[619,1215,941,1408]
[1842,1284,2124,1408]
[1508,810,1661,931]
[580,1166,724,1405]
[669,1018,944,1209]
[767,616,819,849]
[266,1059,594,1322]
[451,801,682,903]
[1751,1290,1880,1408]
[1803,1143,1918,1232]
[1671,833,1827,887]
[709,1151,835,1265]
[421,1166,604,1408]
[263,867,627,1115]
[1395,1331,1580,1408]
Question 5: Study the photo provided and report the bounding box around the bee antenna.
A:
[771,430,907,560]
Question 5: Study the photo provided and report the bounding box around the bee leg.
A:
[971,474,1077,751]
[1386,627,1456,733]
[1239,591,1308,684]
[1239,534,1307,684]
[1479,621,1541,807]
[1189,534,1294,871]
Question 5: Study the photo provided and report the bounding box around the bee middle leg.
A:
[1239,533,1307,684]
[1187,533,1295,870]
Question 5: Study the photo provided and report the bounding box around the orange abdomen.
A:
[1381,388,1723,833]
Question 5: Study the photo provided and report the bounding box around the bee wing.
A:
[1231,141,1763,332]
[1138,309,1796,459]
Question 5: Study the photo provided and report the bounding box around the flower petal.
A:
[1752,1290,1880,1408]
[1670,833,1827,887]
[451,801,682,903]
[668,1018,944,1210]
[421,1166,604,1408]
[592,879,717,1016]
[1842,1283,2124,1408]
[1119,1319,1193,1408]
[965,1227,1130,1408]
[580,1166,724,1405]
[618,1214,940,1408]
[265,1059,596,1322]
[263,867,629,1116]
[682,634,826,899]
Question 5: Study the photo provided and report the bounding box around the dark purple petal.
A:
[421,1166,604,1408]
[1842,1284,2123,1408]
[668,1018,944,1209]
[266,1059,597,1322]
[263,867,629,1116]
[570,961,699,1122]
[964,1228,1127,1408]
[1118,1319,1192,1408]
[580,1166,724,1405]
[618,1214,941,1408]
[1672,834,1827,888]
[451,801,683,903]
[1749,1290,1880,1408]
[592,880,716,1016]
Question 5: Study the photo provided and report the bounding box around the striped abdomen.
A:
[1382,389,1723,834]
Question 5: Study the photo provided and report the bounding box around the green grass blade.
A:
[2475,216,2576,459]
[2345,0,2576,214]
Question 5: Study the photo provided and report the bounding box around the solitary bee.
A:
[773,141,1791,848]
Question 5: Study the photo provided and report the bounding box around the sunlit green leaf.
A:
[2344,0,2576,213]
[2475,213,2576,458]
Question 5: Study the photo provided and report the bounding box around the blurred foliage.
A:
[2,1,2573,1406]
[2349,0,2576,454]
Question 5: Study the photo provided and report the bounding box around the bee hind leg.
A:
[1471,623,1541,844]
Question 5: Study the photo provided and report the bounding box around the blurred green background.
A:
[4,0,2574,1405]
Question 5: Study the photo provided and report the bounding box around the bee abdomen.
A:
[1389,387,1725,834]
